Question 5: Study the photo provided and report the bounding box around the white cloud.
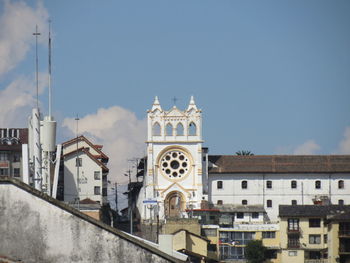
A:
[336,127,350,154]
[0,72,48,127]
[0,1,49,127]
[293,140,321,155]
[0,0,49,77]
[62,106,147,185]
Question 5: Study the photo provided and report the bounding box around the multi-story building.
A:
[0,128,28,179]
[327,211,350,263]
[61,135,109,205]
[279,205,350,263]
[208,155,350,221]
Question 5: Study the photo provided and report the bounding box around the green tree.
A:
[245,240,267,263]
[235,150,254,156]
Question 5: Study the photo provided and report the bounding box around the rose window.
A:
[160,150,190,179]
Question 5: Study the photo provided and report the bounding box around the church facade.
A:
[137,97,350,222]
[137,96,207,220]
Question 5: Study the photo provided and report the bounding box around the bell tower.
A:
[140,96,204,220]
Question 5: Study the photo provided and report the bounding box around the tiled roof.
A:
[279,205,350,217]
[63,147,109,172]
[208,155,350,174]
[62,135,109,160]
[214,204,266,213]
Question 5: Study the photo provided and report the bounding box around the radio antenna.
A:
[48,19,52,118]
[33,25,41,109]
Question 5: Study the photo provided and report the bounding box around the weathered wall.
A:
[162,218,200,236]
[0,182,182,263]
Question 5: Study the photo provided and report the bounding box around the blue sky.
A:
[1,0,350,183]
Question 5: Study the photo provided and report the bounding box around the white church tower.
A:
[138,96,205,221]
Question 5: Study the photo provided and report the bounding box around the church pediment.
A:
[166,107,185,117]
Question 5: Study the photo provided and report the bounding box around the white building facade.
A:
[137,96,207,220]
[62,136,109,205]
[208,155,350,221]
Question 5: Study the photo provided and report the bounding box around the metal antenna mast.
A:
[33,25,41,109]
[48,19,52,118]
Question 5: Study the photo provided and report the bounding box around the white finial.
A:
[151,96,162,112]
[187,95,198,111]
[154,96,160,105]
[189,95,195,105]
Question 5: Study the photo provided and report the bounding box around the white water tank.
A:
[42,116,57,152]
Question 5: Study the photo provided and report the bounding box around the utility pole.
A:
[75,114,80,210]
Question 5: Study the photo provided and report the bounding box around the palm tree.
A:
[235,150,254,156]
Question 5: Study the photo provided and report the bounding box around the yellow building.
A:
[279,205,350,263]
[327,211,350,263]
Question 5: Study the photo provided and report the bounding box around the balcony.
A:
[339,230,350,237]
[305,260,327,263]
[287,227,301,234]
[287,240,300,249]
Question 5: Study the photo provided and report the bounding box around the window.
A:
[152,122,161,136]
[288,251,297,257]
[309,235,321,244]
[0,152,8,161]
[339,199,344,205]
[309,218,321,227]
[267,199,272,208]
[324,234,328,244]
[13,154,20,162]
[102,188,107,196]
[291,180,297,189]
[13,168,20,177]
[288,218,299,231]
[0,168,8,176]
[252,212,259,219]
[242,200,248,205]
[288,236,300,248]
[217,181,223,189]
[315,180,321,189]
[94,186,101,195]
[166,123,173,136]
[188,122,197,136]
[94,171,101,180]
[217,200,223,205]
[292,200,297,205]
[202,229,217,237]
[266,180,272,189]
[176,123,184,136]
[262,231,276,239]
[76,158,82,167]
[338,180,344,189]
[237,212,244,219]
[241,180,247,189]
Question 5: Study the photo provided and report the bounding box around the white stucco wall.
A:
[0,182,182,263]
[209,173,350,221]
[63,152,104,204]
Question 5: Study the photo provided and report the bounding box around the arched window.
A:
[266,180,272,189]
[166,123,173,136]
[176,123,184,136]
[339,199,344,205]
[189,122,197,136]
[242,180,248,189]
[217,181,223,189]
[338,180,344,189]
[315,180,321,189]
[153,122,161,136]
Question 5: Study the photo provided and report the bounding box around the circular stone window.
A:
[159,149,191,180]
